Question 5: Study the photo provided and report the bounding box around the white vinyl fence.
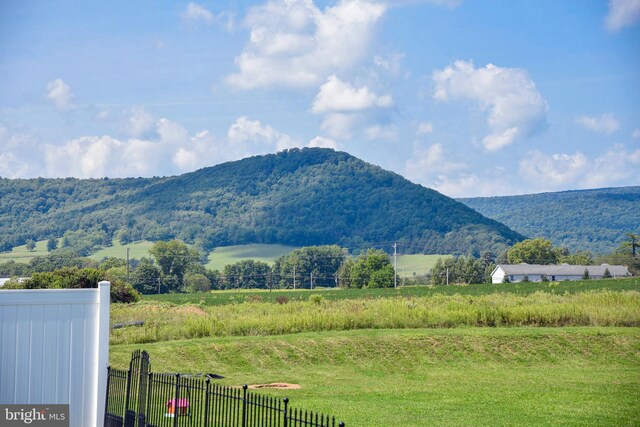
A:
[0,281,111,427]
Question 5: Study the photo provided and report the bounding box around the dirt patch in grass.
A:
[248,383,301,390]
[176,305,208,317]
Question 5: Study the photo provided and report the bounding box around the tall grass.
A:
[145,277,640,306]
[110,290,640,345]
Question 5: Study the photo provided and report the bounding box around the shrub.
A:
[1,267,140,303]
[309,294,325,304]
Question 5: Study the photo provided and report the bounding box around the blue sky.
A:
[1,0,639,197]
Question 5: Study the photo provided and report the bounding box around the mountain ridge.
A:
[459,186,640,254]
[0,148,523,255]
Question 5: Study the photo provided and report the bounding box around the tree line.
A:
[2,234,637,298]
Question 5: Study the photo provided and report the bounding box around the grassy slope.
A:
[0,239,53,263]
[110,327,640,426]
[204,244,299,270]
[89,240,155,261]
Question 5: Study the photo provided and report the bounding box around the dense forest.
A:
[0,148,523,256]
[459,187,640,255]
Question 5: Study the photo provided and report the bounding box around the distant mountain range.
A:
[0,148,522,256]
[459,186,640,255]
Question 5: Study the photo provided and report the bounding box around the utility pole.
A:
[310,272,313,290]
[629,233,639,257]
[393,243,397,289]
[446,267,449,286]
[293,266,296,290]
[126,247,130,283]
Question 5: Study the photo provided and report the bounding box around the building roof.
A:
[493,263,630,277]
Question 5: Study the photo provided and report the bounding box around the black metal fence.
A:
[105,350,345,427]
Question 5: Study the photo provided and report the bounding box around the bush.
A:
[309,294,325,304]
[276,296,289,305]
[1,267,140,303]
[110,281,141,303]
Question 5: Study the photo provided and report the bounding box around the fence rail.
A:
[105,350,344,427]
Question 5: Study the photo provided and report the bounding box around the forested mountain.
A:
[0,148,523,255]
[459,187,640,255]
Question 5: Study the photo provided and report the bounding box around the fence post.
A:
[144,373,153,426]
[204,379,210,427]
[283,397,289,427]
[104,366,111,424]
[242,384,248,427]
[173,374,180,427]
[96,281,111,427]
[123,356,134,427]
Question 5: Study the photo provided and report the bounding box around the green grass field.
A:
[89,240,156,261]
[109,279,640,425]
[204,244,299,270]
[396,254,448,277]
[109,327,640,426]
[0,238,54,263]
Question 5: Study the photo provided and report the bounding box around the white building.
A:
[491,263,631,284]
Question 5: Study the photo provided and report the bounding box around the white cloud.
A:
[0,126,43,178]
[45,136,128,178]
[181,2,214,25]
[365,124,398,141]
[320,113,359,139]
[417,122,433,135]
[633,129,640,139]
[312,75,393,113]
[431,174,482,197]
[227,0,385,89]
[405,143,466,178]
[46,79,76,111]
[173,130,221,171]
[308,136,339,149]
[413,171,513,198]
[181,2,235,31]
[228,116,297,151]
[605,0,640,32]
[517,146,640,192]
[373,53,405,77]
[584,144,640,187]
[95,109,111,122]
[125,107,156,137]
[42,115,230,178]
[575,113,620,134]
[157,118,189,145]
[519,150,589,188]
[433,60,548,151]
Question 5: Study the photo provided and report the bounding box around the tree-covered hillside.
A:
[0,148,523,255]
[459,187,640,255]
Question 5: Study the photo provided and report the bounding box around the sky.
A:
[1,0,639,197]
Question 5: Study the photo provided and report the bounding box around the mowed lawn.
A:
[110,280,640,426]
[109,327,640,426]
